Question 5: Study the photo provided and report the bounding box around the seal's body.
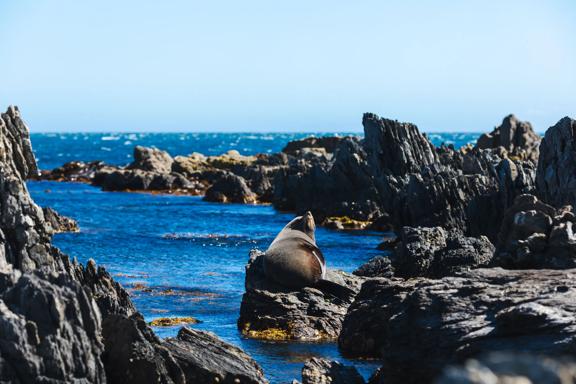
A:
[263,211,326,289]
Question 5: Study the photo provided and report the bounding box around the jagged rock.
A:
[339,268,576,384]
[2,106,267,384]
[436,353,576,384]
[391,226,494,278]
[273,136,381,222]
[476,114,540,162]
[42,207,79,233]
[204,173,257,203]
[0,267,106,383]
[536,116,576,208]
[283,136,346,155]
[165,327,268,384]
[94,169,197,193]
[238,250,363,341]
[128,146,174,174]
[300,358,365,384]
[493,194,576,269]
[353,256,394,278]
[363,113,438,176]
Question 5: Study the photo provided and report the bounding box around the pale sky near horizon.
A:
[0,1,574,133]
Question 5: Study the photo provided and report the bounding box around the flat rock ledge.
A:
[238,249,364,341]
[339,268,576,384]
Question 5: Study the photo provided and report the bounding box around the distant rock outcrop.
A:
[476,114,540,162]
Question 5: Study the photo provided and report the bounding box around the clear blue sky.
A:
[0,0,574,132]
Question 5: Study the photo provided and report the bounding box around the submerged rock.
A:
[238,250,363,341]
[300,358,365,384]
[339,268,576,384]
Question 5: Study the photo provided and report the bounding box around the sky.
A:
[0,0,574,133]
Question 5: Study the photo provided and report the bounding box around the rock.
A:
[436,353,576,384]
[103,313,268,384]
[34,160,109,182]
[536,116,576,208]
[2,105,267,384]
[363,113,438,176]
[353,256,394,278]
[339,268,576,384]
[301,358,365,384]
[206,150,257,170]
[493,194,576,269]
[283,136,346,155]
[0,267,106,383]
[42,206,79,233]
[476,114,540,162]
[165,327,268,384]
[238,250,363,341]
[94,168,197,193]
[128,146,174,174]
[204,173,257,204]
[391,226,494,278]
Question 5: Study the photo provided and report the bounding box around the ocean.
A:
[27,132,480,383]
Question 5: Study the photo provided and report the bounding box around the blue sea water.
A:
[27,132,480,383]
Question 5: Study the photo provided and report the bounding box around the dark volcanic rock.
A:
[2,106,268,384]
[363,113,438,176]
[42,206,79,233]
[536,116,576,208]
[204,173,257,203]
[476,114,541,162]
[353,256,394,278]
[0,267,106,383]
[300,358,365,384]
[238,250,363,341]
[391,226,494,278]
[166,327,268,384]
[128,146,174,174]
[493,194,576,269]
[34,160,109,182]
[339,268,576,384]
[436,353,576,384]
[282,136,346,155]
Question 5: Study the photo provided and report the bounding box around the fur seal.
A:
[263,211,326,289]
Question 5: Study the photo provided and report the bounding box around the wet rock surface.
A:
[300,358,365,384]
[204,173,257,203]
[238,250,364,341]
[339,268,576,384]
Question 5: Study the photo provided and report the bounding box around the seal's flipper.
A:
[315,279,356,302]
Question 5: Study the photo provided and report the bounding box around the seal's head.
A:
[286,211,316,241]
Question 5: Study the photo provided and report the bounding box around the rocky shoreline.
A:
[5,104,576,383]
